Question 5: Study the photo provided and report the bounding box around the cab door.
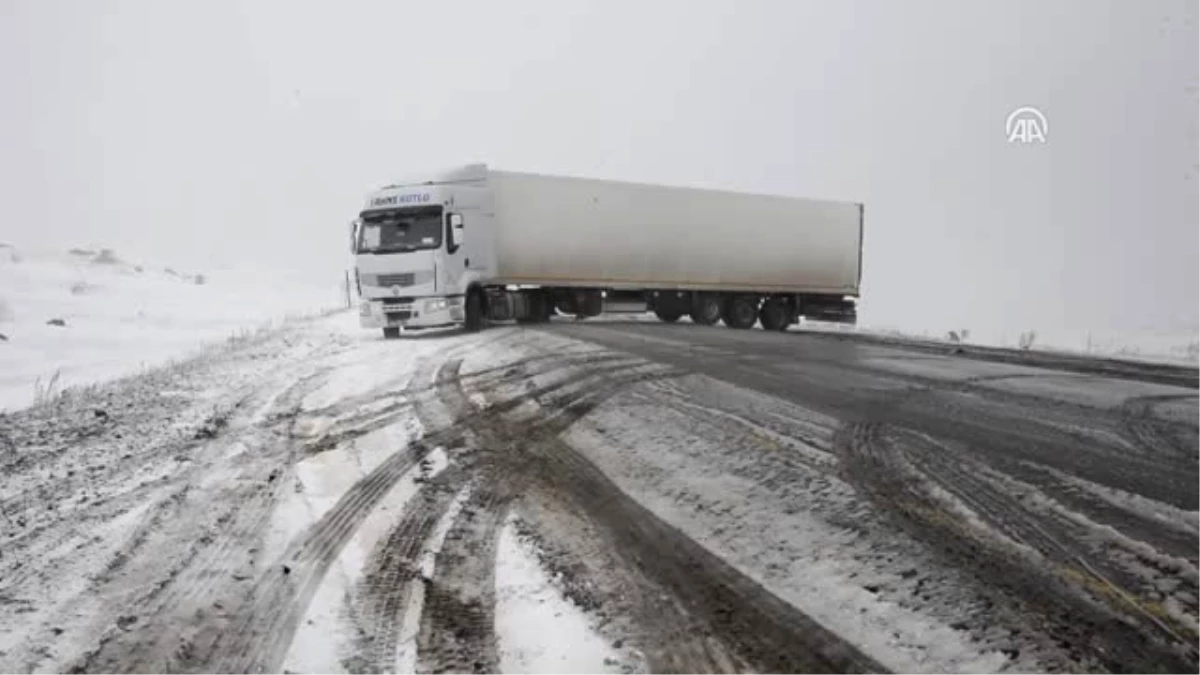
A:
[442,211,467,293]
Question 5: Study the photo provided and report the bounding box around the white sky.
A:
[2,0,1196,338]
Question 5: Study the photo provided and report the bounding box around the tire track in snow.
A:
[412,356,682,673]
[208,438,443,672]
[834,421,1198,673]
[425,353,880,674]
[69,369,332,673]
[527,433,884,674]
[414,359,513,674]
[1117,393,1200,466]
[1013,460,1199,561]
[532,425,883,672]
[637,381,836,472]
[904,429,1200,644]
[316,339,634,672]
[8,362,332,673]
[416,482,510,673]
[205,334,508,673]
[511,487,742,674]
[342,467,468,673]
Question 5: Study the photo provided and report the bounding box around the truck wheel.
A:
[689,294,722,326]
[722,295,758,329]
[758,298,789,331]
[464,289,484,332]
[383,327,401,339]
[654,307,682,323]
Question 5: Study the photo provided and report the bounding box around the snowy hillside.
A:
[0,244,341,411]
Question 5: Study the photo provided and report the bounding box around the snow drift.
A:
[0,245,340,411]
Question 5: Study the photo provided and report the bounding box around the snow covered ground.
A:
[0,314,646,673]
[0,302,1194,673]
[0,244,340,411]
[494,518,632,674]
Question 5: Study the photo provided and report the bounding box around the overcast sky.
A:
[2,0,1196,339]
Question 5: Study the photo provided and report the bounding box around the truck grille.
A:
[377,272,415,287]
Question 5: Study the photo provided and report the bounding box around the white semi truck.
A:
[350,165,862,338]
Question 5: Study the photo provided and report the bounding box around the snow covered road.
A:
[0,313,1195,673]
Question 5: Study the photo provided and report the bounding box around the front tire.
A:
[383,326,401,339]
[464,289,484,332]
[758,298,790,331]
[722,295,759,329]
[689,294,723,326]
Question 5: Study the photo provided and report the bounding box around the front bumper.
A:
[359,297,464,329]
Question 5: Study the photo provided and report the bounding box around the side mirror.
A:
[349,219,361,253]
[448,213,464,251]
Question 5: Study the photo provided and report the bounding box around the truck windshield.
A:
[357,206,443,254]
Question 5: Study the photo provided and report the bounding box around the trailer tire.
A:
[464,289,485,332]
[654,307,682,323]
[758,298,790,331]
[689,294,723,326]
[383,327,401,340]
[722,295,758,329]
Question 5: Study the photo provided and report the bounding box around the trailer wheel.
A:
[654,307,682,323]
[464,289,485,332]
[383,327,401,340]
[758,298,790,331]
[689,294,722,326]
[722,295,758,329]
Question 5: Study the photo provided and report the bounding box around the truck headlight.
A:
[360,301,372,317]
[424,298,448,312]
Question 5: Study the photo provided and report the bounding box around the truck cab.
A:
[351,165,493,337]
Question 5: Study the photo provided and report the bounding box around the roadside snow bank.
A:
[0,246,340,411]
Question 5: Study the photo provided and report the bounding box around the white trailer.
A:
[351,164,862,337]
